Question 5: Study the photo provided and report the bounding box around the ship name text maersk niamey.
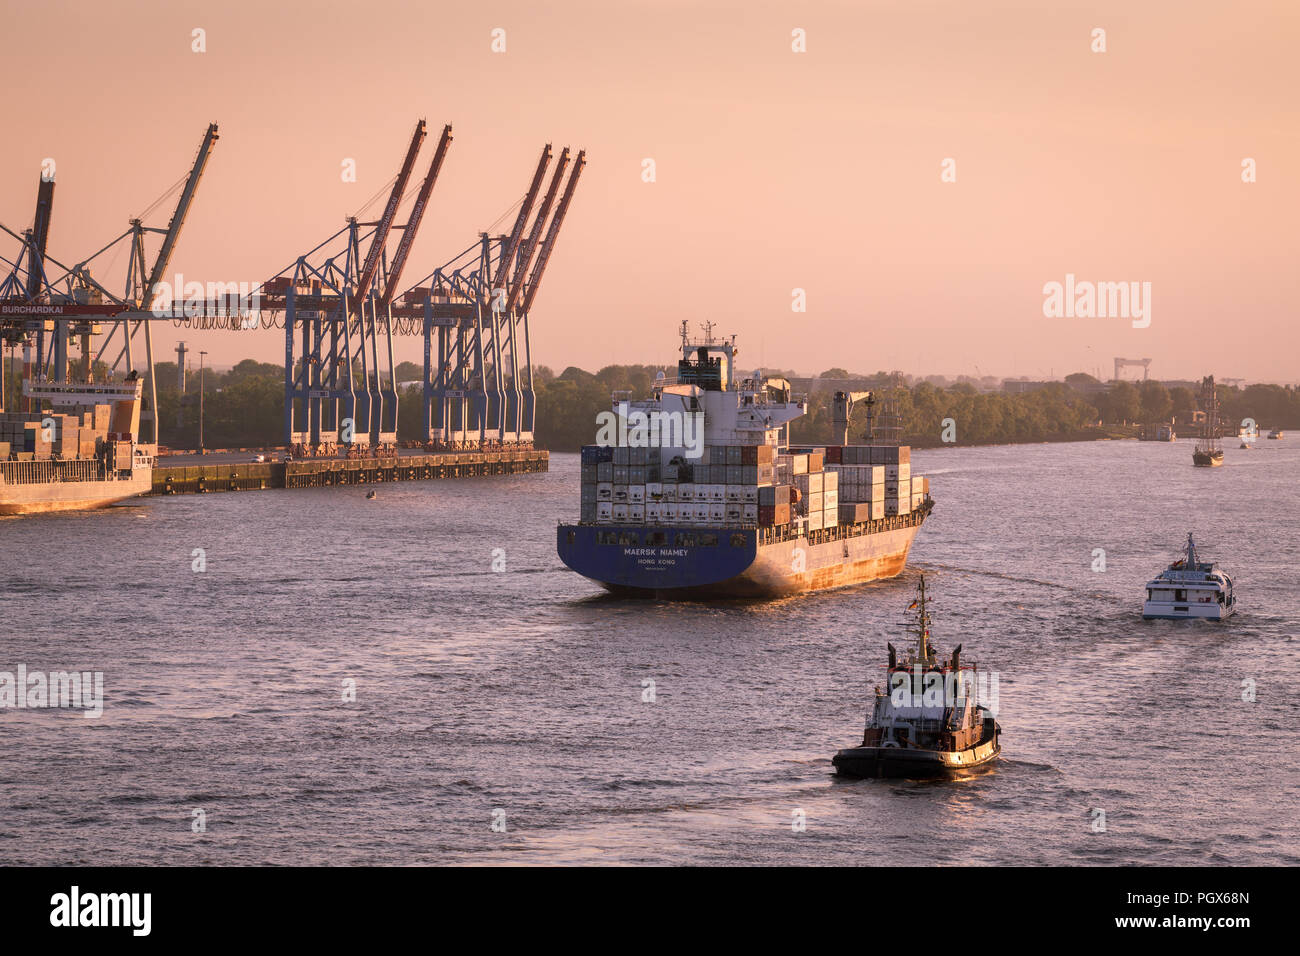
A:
[0,377,153,516]
[556,329,932,598]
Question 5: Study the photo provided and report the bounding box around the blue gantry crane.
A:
[259,122,584,455]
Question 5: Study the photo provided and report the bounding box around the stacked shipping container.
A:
[0,404,113,462]
[578,443,927,532]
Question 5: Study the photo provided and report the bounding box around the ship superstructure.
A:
[556,328,932,597]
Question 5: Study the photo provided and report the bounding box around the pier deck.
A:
[150,449,548,495]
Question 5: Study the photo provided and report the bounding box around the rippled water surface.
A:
[2,439,1297,865]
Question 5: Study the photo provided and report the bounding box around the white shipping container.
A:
[597,502,614,521]
[808,510,824,531]
[822,507,838,528]
[808,472,824,494]
[646,502,663,522]
[597,482,613,500]
[708,483,725,501]
[742,485,759,503]
[629,485,646,503]
[725,484,744,502]
[660,484,677,502]
[695,503,711,521]
[663,502,679,520]
[630,504,645,521]
[824,489,838,510]
[678,483,696,501]
[792,454,808,475]
[822,470,838,491]
[709,502,726,521]
[613,504,629,521]
[725,502,743,522]
[742,503,758,523]
[646,482,663,500]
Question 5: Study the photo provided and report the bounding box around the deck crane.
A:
[378,124,453,308]
[831,390,876,446]
[490,144,551,302]
[520,149,585,316]
[505,148,569,316]
[354,119,427,309]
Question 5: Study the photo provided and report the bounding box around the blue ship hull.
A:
[557,511,927,598]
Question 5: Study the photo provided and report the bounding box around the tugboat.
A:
[1142,532,1236,620]
[1268,428,1284,440]
[1192,375,1224,467]
[832,576,1001,779]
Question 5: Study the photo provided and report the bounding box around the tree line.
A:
[5,356,1296,450]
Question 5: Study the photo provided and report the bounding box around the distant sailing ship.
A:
[1192,375,1224,467]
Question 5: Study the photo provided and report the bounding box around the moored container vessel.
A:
[0,378,153,515]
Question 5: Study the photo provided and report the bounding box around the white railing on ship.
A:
[0,458,107,485]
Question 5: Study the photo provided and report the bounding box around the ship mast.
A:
[1197,376,1221,454]
[913,575,935,666]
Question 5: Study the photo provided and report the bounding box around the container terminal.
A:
[0,120,583,513]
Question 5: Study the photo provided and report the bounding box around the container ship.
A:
[0,377,153,515]
[556,329,932,598]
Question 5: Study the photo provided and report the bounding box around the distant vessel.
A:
[557,327,932,598]
[833,576,1001,778]
[0,378,153,516]
[1268,429,1284,440]
[1140,422,1175,442]
[1192,375,1224,467]
[1142,533,1236,620]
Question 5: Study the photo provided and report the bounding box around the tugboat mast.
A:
[913,575,935,666]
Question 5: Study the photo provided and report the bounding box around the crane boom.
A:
[505,148,568,315]
[138,123,219,313]
[354,119,427,307]
[24,177,56,300]
[521,149,585,316]
[380,123,453,306]
[491,144,551,295]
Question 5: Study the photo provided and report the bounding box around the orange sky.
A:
[3,0,1297,382]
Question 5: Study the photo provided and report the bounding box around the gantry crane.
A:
[0,123,219,440]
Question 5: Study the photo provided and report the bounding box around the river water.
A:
[1,439,1297,865]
